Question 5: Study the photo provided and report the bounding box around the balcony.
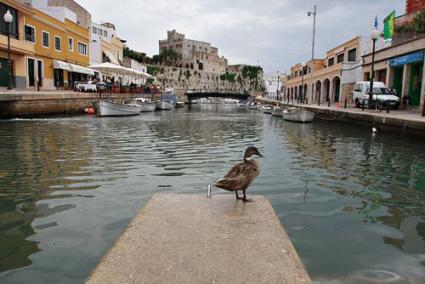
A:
[0,33,34,55]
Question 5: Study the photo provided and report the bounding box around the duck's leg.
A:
[242,189,254,202]
[235,191,242,200]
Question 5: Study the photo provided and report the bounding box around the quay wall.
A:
[258,98,425,136]
[0,92,142,118]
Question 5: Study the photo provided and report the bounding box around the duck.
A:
[213,146,263,202]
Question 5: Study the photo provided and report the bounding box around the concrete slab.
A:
[86,194,311,284]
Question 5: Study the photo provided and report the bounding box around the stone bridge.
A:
[185,89,250,103]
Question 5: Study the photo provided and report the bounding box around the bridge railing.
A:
[185,88,249,95]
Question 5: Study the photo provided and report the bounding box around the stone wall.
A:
[148,65,264,97]
[47,0,91,28]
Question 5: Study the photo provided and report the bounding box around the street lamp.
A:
[4,10,13,90]
[368,28,380,109]
[307,5,317,104]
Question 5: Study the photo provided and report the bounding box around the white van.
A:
[352,81,400,109]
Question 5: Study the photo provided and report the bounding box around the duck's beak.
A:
[257,151,264,158]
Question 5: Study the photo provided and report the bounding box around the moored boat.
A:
[96,100,142,117]
[175,101,186,108]
[262,105,273,114]
[282,107,314,123]
[134,98,156,112]
[156,88,177,110]
[271,106,283,117]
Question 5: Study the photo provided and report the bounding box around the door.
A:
[392,67,403,98]
[0,58,8,87]
[28,58,35,87]
[37,60,43,87]
[408,63,423,106]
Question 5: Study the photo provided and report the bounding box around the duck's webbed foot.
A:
[242,190,254,202]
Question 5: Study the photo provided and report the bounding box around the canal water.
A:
[0,105,424,283]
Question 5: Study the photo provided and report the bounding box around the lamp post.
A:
[368,28,380,109]
[276,72,280,101]
[4,10,13,90]
[307,5,317,104]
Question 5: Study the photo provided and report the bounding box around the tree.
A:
[158,48,180,66]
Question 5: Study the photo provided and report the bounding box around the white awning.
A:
[103,50,120,65]
[68,63,95,75]
[53,60,71,71]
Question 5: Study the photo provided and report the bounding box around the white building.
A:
[263,71,285,100]
[89,22,125,66]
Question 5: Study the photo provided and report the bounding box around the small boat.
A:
[134,97,156,112]
[175,101,185,108]
[282,107,315,123]
[156,88,177,110]
[96,100,141,117]
[271,106,283,117]
[262,106,273,114]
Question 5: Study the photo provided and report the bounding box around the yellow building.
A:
[24,6,93,90]
[0,0,34,89]
[286,37,363,104]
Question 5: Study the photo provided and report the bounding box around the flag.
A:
[374,15,379,29]
[383,11,395,41]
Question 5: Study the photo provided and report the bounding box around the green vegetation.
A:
[124,47,148,63]
[241,65,263,80]
[219,72,236,83]
[146,78,154,85]
[158,48,181,65]
[147,66,164,76]
[395,10,425,33]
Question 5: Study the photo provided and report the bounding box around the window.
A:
[42,31,49,47]
[354,83,363,92]
[337,53,344,63]
[104,30,107,37]
[78,42,87,55]
[92,26,97,34]
[0,3,18,39]
[54,36,61,51]
[98,28,102,36]
[328,57,334,66]
[69,37,74,51]
[348,48,357,62]
[25,25,35,43]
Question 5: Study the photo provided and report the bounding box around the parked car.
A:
[352,81,400,109]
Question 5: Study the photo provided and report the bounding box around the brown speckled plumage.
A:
[214,146,262,202]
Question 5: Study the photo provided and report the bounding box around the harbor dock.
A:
[0,91,150,118]
[258,98,425,135]
[86,194,311,284]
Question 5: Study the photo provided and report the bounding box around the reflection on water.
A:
[0,105,424,283]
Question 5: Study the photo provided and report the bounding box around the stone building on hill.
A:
[159,30,228,74]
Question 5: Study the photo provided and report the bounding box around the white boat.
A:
[175,101,186,108]
[271,107,283,117]
[96,100,142,117]
[134,97,156,112]
[262,106,273,114]
[156,88,177,110]
[282,107,315,123]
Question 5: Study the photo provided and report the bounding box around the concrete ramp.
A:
[86,194,311,284]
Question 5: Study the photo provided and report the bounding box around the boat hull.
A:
[140,102,156,112]
[156,101,175,110]
[282,110,315,122]
[97,101,141,117]
[271,108,282,117]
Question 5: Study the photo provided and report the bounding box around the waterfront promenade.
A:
[86,194,311,284]
[258,97,425,134]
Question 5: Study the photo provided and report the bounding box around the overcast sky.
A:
[78,0,405,73]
